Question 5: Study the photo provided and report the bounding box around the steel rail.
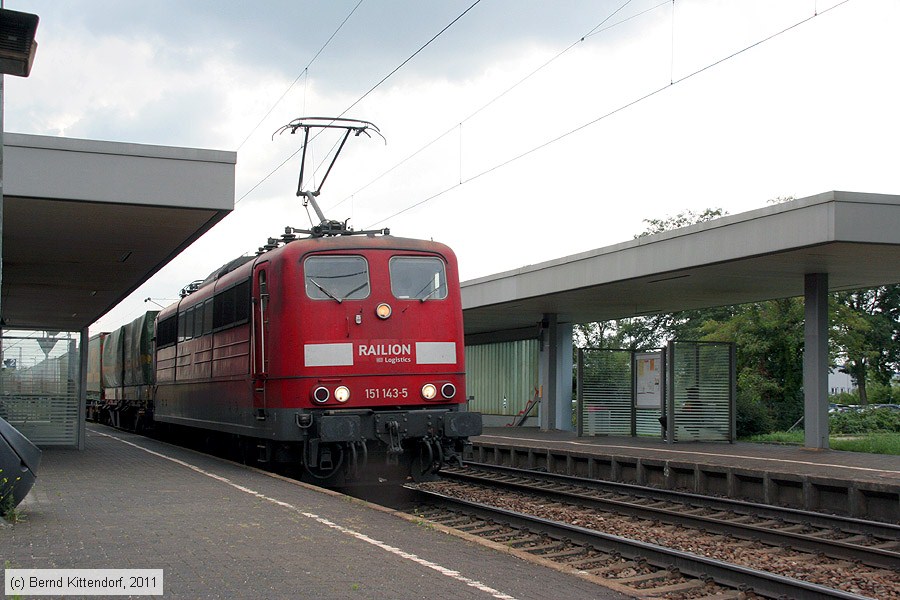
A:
[413,487,874,600]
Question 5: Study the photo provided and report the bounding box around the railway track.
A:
[406,463,900,599]
[443,463,900,570]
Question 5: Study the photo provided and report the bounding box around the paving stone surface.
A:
[2,426,628,599]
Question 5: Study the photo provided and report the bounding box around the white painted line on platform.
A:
[95,430,519,600]
[478,435,900,477]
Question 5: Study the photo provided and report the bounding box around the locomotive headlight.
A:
[312,386,330,403]
[334,386,351,403]
[376,303,392,319]
[441,383,457,399]
[421,383,437,400]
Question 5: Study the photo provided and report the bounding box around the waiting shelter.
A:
[0,134,235,448]
[578,341,735,443]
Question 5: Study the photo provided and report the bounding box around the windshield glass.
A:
[304,256,370,301]
[390,257,448,300]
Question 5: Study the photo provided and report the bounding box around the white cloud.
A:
[4,0,898,333]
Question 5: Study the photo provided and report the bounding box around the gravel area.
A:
[417,480,900,599]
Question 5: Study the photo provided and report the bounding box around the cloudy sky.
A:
[4,0,898,333]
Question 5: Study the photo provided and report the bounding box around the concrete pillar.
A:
[78,327,88,450]
[803,273,829,449]
[539,314,573,431]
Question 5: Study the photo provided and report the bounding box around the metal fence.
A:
[578,349,633,436]
[0,331,81,446]
[578,341,734,442]
[666,341,735,443]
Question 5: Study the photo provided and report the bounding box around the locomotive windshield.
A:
[304,256,370,301]
[390,257,447,301]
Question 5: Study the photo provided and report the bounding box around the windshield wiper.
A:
[309,278,342,303]
[419,286,442,302]
[345,281,369,299]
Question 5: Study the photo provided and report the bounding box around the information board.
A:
[634,351,662,409]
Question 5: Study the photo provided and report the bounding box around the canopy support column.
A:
[803,272,829,449]
[539,314,573,431]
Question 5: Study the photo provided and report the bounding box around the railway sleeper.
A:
[507,535,546,549]
[727,514,756,524]
[691,592,746,600]
[805,528,840,538]
[542,547,587,560]
[614,569,678,584]
[751,519,782,528]
[439,516,476,527]
[427,515,466,525]
[486,531,531,543]
[587,559,644,576]
[840,534,874,544]
[415,508,450,519]
[645,577,711,595]
[776,523,812,533]
[526,541,567,554]
[459,525,505,535]
[565,555,616,569]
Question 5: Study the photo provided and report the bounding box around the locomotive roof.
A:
[191,234,456,295]
[277,234,455,255]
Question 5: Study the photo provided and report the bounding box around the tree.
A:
[636,208,726,238]
[699,298,805,431]
[832,285,900,405]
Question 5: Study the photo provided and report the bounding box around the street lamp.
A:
[0,8,38,78]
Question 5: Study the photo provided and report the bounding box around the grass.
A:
[745,431,804,445]
[0,469,26,524]
[745,431,900,455]
[830,433,900,454]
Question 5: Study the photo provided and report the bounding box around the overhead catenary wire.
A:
[234,0,366,152]
[327,0,663,213]
[291,0,486,197]
[234,0,483,207]
[365,0,851,228]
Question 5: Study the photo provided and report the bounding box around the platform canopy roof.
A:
[1,133,236,331]
[461,191,900,339]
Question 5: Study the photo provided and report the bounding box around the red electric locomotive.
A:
[152,232,480,482]
[148,118,481,482]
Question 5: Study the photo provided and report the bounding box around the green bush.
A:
[735,371,776,437]
[830,407,900,434]
[830,391,858,406]
[867,382,897,404]
[829,383,899,406]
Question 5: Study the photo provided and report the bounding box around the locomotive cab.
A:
[256,236,479,483]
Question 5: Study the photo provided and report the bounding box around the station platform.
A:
[2,425,630,600]
[471,427,900,523]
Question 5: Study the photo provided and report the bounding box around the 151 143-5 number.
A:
[365,388,408,399]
